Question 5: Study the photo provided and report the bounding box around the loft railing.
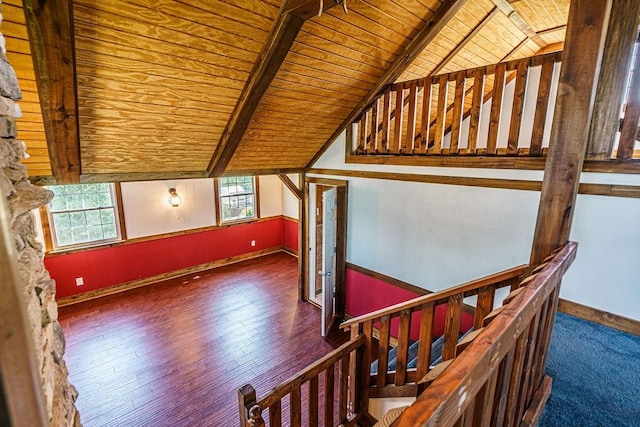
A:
[339,265,526,398]
[351,51,563,158]
[237,244,576,427]
[393,242,577,426]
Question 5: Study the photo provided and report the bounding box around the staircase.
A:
[238,242,577,427]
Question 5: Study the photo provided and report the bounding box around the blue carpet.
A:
[540,313,640,427]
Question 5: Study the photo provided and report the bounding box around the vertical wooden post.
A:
[0,190,47,426]
[300,173,308,300]
[530,0,612,266]
[238,384,264,427]
[586,0,640,159]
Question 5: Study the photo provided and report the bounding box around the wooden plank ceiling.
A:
[3,0,569,181]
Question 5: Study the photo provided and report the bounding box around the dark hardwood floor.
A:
[58,252,348,426]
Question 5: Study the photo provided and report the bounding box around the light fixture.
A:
[168,188,182,207]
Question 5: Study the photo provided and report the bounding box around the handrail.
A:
[393,242,577,426]
[341,264,526,329]
[260,334,363,409]
[238,334,366,426]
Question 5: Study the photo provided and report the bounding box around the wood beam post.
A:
[529,0,612,266]
[207,1,339,177]
[587,0,640,159]
[23,0,81,184]
[0,191,47,426]
[300,173,308,300]
[277,173,303,200]
[307,0,471,167]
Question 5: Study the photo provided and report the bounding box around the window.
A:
[216,176,259,224]
[46,183,122,249]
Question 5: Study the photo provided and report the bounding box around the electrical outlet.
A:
[75,277,84,286]
[251,240,256,247]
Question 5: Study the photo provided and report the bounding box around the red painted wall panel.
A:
[282,217,298,252]
[345,268,474,340]
[47,217,284,299]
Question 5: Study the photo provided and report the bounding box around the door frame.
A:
[303,177,348,323]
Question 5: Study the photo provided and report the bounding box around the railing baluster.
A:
[324,361,334,427]
[528,297,550,400]
[474,286,495,330]
[530,56,556,155]
[468,68,486,154]
[516,312,541,423]
[395,309,411,385]
[507,60,530,155]
[391,86,404,154]
[416,303,435,379]
[493,347,516,426]
[404,81,419,153]
[339,355,350,423]
[504,332,528,426]
[377,314,391,387]
[474,370,499,427]
[433,74,449,153]
[369,98,379,154]
[487,63,507,155]
[618,42,640,159]
[380,88,391,153]
[290,386,302,427]
[442,295,463,361]
[450,71,466,153]
[418,78,432,154]
[269,401,282,427]
[308,375,318,427]
[357,114,367,154]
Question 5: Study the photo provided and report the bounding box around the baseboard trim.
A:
[282,247,299,257]
[57,247,285,307]
[558,299,640,337]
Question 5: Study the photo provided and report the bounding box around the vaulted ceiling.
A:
[2,0,568,183]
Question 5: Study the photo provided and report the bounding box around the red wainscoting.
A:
[282,217,298,253]
[345,268,474,340]
[47,217,286,299]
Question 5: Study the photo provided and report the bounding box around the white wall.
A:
[121,175,286,239]
[312,131,640,321]
[259,175,284,218]
[282,173,300,219]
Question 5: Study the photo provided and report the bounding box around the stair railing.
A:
[238,334,367,427]
[351,51,563,158]
[340,264,526,399]
[392,242,577,426]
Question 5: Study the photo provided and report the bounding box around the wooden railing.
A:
[238,335,368,427]
[237,244,576,427]
[340,265,526,399]
[393,242,577,426]
[351,51,562,157]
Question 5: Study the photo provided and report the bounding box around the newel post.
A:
[238,384,264,427]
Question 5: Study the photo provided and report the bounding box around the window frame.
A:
[214,176,260,226]
[42,182,126,252]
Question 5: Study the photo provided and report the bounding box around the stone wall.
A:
[0,3,81,426]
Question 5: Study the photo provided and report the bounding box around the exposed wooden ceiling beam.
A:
[23,0,81,184]
[206,0,340,178]
[277,173,303,200]
[307,0,471,167]
[432,6,499,75]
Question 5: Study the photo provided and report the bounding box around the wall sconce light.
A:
[168,188,182,207]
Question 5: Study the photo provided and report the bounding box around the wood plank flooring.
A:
[58,252,348,426]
